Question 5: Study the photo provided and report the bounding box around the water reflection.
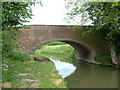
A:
[49,58,76,78]
[66,61,118,88]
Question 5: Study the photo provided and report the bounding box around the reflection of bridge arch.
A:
[17,25,110,61]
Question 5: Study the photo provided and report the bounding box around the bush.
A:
[2,30,30,62]
[8,50,30,61]
[94,54,112,65]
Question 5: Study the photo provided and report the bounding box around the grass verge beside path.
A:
[2,60,67,88]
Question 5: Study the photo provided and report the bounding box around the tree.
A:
[1,2,41,61]
[1,2,34,30]
[65,1,120,65]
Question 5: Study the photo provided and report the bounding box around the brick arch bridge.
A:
[17,25,110,62]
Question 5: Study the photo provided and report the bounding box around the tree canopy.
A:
[66,1,120,51]
[86,2,120,54]
[65,1,120,65]
[1,2,40,62]
[1,2,35,30]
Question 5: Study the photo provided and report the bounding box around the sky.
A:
[25,0,92,25]
[25,0,69,25]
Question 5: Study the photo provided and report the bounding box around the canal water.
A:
[50,58,119,88]
[66,60,119,88]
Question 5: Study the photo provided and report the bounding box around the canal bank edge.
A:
[76,57,120,69]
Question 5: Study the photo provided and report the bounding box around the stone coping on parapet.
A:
[27,24,91,27]
[19,24,91,31]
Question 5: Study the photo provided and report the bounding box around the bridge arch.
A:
[18,25,110,62]
[33,40,93,61]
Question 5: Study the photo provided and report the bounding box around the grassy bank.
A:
[2,59,66,88]
[2,42,76,88]
[34,44,76,64]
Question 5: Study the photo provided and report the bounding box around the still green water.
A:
[66,60,119,88]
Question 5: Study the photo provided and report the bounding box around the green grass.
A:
[3,42,76,88]
[2,60,67,88]
[34,44,76,64]
[45,41,66,46]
